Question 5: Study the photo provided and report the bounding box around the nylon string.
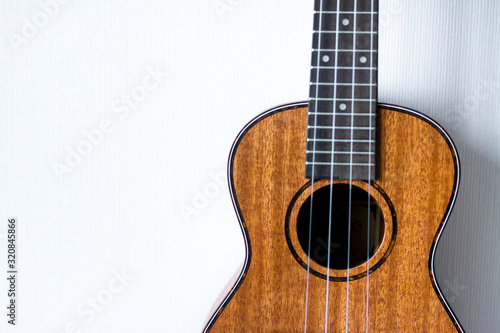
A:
[303,0,325,331]
[324,0,342,331]
[345,0,360,331]
[365,0,375,331]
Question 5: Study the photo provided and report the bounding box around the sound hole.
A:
[296,184,384,270]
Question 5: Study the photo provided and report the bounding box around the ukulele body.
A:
[204,103,463,332]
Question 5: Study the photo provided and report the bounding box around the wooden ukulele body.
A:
[204,103,463,332]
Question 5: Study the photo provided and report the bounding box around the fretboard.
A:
[306,0,378,180]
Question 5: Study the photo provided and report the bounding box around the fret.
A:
[310,110,374,121]
[307,151,374,164]
[312,33,376,50]
[307,141,375,151]
[310,69,377,84]
[308,126,375,130]
[307,139,375,143]
[309,105,376,117]
[309,113,374,116]
[310,89,375,99]
[312,51,377,67]
[319,84,373,94]
[313,31,377,34]
[306,165,376,180]
[313,13,378,32]
[309,98,376,102]
[314,0,379,11]
[331,113,374,116]
[310,85,375,95]
[311,83,376,86]
[307,149,374,161]
[314,11,376,14]
[313,49,377,52]
[311,66,377,70]
[308,129,374,141]
[309,114,375,127]
[307,150,375,155]
[309,118,375,131]
[307,144,375,159]
[309,100,375,111]
[336,99,374,102]
[306,162,375,166]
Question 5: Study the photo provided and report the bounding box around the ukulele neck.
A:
[306,0,379,180]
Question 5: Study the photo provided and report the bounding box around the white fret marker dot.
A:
[360,56,368,64]
[322,55,330,63]
[340,103,347,111]
[342,18,350,26]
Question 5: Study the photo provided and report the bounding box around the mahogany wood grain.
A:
[204,103,462,332]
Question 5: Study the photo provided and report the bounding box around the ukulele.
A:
[204,0,464,331]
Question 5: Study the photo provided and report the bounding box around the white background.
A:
[0,1,499,332]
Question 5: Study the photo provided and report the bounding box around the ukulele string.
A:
[304,0,326,331]
[345,0,359,331]
[324,0,342,331]
[365,0,375,331]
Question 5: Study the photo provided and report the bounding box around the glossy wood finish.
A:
[204,103,462,332]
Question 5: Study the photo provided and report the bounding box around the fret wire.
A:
[309,98,376,101]
[311,66,377,69]
[306,162,375,166]
[307,138,375,142]
[314,11,377,14]
[309,113,375,116]
[314,31,378,34]
[308,126,375,129]
[307,151,375,154]
[310,83,376,86]
[313,49,378,52]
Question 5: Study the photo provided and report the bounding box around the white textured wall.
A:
[0,1,498,332]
